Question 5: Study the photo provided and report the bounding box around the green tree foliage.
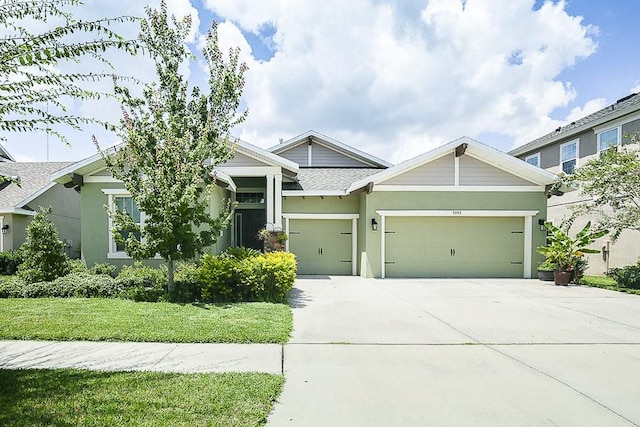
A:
[565,133,640,240]
[18,207,70,283]
[0,0,138,142]
[101,1,247,291]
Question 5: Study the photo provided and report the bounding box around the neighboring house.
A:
[0,162,81,255]
[510,92,640,273]
[52,131,557,278]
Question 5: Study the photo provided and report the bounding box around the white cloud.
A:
[205,0,598,161]
[5,0,602,163]
[564,98,607,123]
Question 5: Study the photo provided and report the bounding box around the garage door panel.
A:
[386,217,524,278]
[289,219,352,275]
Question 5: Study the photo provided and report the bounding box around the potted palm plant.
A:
[537,221,608,286]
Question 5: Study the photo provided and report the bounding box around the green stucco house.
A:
[52,131,558,278]
[0,161,80,256]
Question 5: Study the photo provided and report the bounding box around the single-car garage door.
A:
[288,219,353,275]
[385,216,524,278]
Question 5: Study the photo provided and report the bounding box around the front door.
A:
[235,209,266,250]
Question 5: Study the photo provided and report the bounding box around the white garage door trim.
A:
[283,213,359,276]
[375,210,539,279]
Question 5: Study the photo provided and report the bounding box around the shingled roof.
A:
[283,168,382,192]
[510,92,640,156]
[0,162,73,209]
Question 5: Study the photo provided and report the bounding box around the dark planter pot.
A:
[553,270,573,286]
[537,270,555,282]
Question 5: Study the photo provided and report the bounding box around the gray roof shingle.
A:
[285,168,383,192]
[0,162,73,209]
[510,92,640,156]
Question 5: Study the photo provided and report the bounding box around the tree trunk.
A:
[167,259,175,292]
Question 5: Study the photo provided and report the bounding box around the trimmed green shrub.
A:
[68,259,88,274]
[258,252,297,303]
[117,262,167,289]
[198,255,237,302]
[171,261,201,302]
[18,207,70,283]
[0,276,27,298]
[90,262,118,277]
[607,261,640,289]
[198,252,296,303]
[3,273,131,298]
[0,250,24,275]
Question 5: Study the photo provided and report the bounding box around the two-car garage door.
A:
[384,216,525,278]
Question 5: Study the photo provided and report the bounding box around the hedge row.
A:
[0,250,297,303]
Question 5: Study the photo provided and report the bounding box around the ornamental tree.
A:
[565,133,640,240]
[100,1,247,291]
[0,0,138,143]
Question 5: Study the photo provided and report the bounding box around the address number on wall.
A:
[452,210,462,215]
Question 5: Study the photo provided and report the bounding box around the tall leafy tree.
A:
[101,1,248,291]
[0,0,138,142]
[566,133,640,240]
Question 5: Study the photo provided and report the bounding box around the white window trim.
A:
[102,190,145,259]
[597,126,621,154]
[559,139,579,174]
[525,152,540,168]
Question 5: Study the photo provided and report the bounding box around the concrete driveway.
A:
[268,277,640,426]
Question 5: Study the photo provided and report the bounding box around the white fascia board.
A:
[231,139,299,174]
[282,190,346,197]
[269,130,393,168]
[217,166,282,177]
[211,169,237,192]
[376,209,539,217]
[0,207,36,215]
[51,144,120,183]
[374,185,545,192]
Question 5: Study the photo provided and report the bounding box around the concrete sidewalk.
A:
[0,340,282,374]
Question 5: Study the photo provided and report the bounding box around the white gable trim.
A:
[232,139,299,174]
[347,137,557,193]
[270,130,392,168]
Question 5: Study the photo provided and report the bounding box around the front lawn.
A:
[580,275,640,295]
[0,298,292,343]
[0,368,283,427]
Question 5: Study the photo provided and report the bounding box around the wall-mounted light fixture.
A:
[371,218,378,231]
[538,219,546,231]
[1,224,9,234]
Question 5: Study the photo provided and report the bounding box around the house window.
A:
[560,140,578,174]
[236,192,264,204]
[102,190,143,258]
[113,196,141,252]
[525,153,540,167]
[598,127,620,153]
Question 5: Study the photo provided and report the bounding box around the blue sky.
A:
[5,0,640,163]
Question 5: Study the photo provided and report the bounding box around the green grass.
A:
[0,298,292,343]
[580,275,640,295]
[0,368,283,426]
